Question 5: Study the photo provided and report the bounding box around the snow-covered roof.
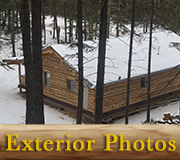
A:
[48,29,180,87]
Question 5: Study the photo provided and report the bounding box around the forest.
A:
[1,0,180,49]
[0,0,180,124]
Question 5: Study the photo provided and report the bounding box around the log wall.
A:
[42,47,96,112]
[103,67,180,113]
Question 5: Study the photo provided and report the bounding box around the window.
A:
[141,77,148,88]
[67,79,75,91]
[44,72,50,86]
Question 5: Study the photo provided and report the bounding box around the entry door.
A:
[83,84,88,110]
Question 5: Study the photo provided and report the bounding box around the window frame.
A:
[44,71,50,87]
[67,79,75,92]
[141,77,148,88]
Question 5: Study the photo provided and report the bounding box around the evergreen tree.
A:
[42,0,46,44]
[20,0,34,124]
[125,0,135,124]
[95,0,108,124]
[26,0,44,124]
[147,0,154,123]
[76,0,83,124]
[11,0,15,57]
[64,1,67,43]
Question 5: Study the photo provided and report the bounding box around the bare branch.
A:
[0,61,15,70]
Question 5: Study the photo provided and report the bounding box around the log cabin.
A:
[3,44,180,123]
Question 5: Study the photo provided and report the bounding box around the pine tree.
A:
[20,0,34,124]
[147,0,154,123]
[26,0,45,124]
[64,1,67,43]
[42,0,46,44]
[95,0,108,124]
[11,0,15,57]
[125,0,135,124]
[76,0,84,124]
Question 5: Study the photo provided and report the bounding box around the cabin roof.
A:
[104,64,180,86]
[45,29,180,87]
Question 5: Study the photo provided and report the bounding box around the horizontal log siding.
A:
[42,48,96,112]
[103,67,180,113]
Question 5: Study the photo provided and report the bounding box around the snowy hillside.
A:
[0,16,180,124]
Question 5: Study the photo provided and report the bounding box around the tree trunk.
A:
[42,8,46,44]
[15,11,19,28]
[0,11,1,25]
[20,0,34,125]
[28,0,44,124]
[125,0,135,124]
[2,11,6,29]
[11,0,16,57]
[56,18,60,44]
[116,23,119,37]
[53,15,56,38]
[64,1,67,43]
[84,19,87,41]
[95,0,108,124]
[106,0,110,38]
[7,9,11,33]
[116,0,119,37]
[95,23,98,40]
[75,21,78,39]
[76,0,83,124]
[147,0,154,123]
[69,19,73,43]
[52,0,59,44]
[88,20,93,40]
[143,0,149,33]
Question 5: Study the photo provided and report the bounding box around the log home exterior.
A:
[41,46,96,118]
[3,45,180,122]
[103,66,180,118]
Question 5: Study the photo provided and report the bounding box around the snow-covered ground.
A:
[0,65,76,124]
[0,16,180,124]
[114,101,179,124]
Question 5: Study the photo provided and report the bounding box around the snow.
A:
[2,56,24,61]
[49,29,180,87]
[114,101,179,124]
[0,65,76,124]
[0,16,180,124]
